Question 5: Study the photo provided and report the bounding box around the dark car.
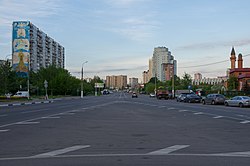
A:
[132,92,138,98]
[176,93,192,102]
[183,94,201,103]
[202,94,226,105]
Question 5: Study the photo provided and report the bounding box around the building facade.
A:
[152,47,176,81]
[194,73,202,80]
[105,75,127,89]
[12,21,64,75]
[142,70,150,84]
[229,47,250,90]
[162,63,174,81]
[129,77,139,89]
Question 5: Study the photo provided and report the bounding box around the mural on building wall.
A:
[12,21,30,77]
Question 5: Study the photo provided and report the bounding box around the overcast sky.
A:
[1,0,250,80]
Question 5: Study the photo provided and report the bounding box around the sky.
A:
[1,0,250,81]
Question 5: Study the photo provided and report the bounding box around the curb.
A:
[0,100,53,107]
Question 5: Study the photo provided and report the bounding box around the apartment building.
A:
[106,75,127,89]
[129,77,139,89]
[12,21,64,77]
[152,47,177,81]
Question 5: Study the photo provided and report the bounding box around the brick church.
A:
[229,47,250,90]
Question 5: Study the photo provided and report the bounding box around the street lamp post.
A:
[81,61,88,98]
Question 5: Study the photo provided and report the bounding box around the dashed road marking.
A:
[42,116,60,119]
[0,129,9,132]
[148,145,190,155]
[15,121,40,125]
[240,120,250,124]
[167,107,175,110]
[194,112,203,115]
[213,116,224,119]
[32,145,90,158]
[179,110,189,112]
[0,114,7,117]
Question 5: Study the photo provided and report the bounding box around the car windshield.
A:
[242,96,250,100]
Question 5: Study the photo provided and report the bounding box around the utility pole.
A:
[81,61,88,98]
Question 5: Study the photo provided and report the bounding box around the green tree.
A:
[145,83,155,93]
[227,75,238,90]
[180,73,192,89]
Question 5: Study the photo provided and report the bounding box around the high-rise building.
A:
[105,75,127,89]
[152,47,176,81]
[162,63,174,81]
[129,77,138,89]
[12,21,64,76]
[142,70,150,84]
[148,58,153,79]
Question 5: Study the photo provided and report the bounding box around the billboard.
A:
[12,21,30,77]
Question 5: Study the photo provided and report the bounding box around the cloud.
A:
[0,0,61,27]
[176,39,250,50]
[106,0,147,7]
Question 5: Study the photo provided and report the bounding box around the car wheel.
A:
[239,103,244,108]
[202,100,205,105]
[211,100,215,105]
[225,102,229,106]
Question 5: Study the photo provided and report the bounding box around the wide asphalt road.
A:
[0,92,250,166]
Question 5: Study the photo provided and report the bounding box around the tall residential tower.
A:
[12,21,64,76]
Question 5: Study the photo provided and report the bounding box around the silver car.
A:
[224,96,250,108]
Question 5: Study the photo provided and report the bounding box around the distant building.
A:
[193,77,225,85]
[148,58,153,79]
[106,75,127,89]
[162,63,174,81]
[129,77,139,89]
[12,21,65,76]
[142,70,150,84]
[152,47,177,81]
[229,47,250,90]
[194,73,202,80]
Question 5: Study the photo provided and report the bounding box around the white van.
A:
[14,91,29,98]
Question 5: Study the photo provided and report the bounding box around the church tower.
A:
[238,53,243,69]
[230,47,236,69]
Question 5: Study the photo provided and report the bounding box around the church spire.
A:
[230,47,236,69]
[231,46,236,56]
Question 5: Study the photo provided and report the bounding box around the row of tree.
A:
[0,61,103,97]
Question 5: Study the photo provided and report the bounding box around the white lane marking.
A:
[59,112,75,115]
[0,129,9,132]
[215,151,250,157]
[0,104,9,107]
[179,110,189,112]
[213,116,224,119]
[158,106,166,108]
[194,112,203,115]
[167,107,175,110]
[148,145,190,155]
[32,145,90,158]
[0,114,7,117]
[240,120,250,124]
[2,149,250,161]
[42,116,60,119]
[15,121,40,125]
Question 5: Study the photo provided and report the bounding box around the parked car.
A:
[132,92,138,98]
[176,93,192,102]
[224,96,250,108]
[13,91,29,98]
[149,93,155,98]
[183,94,201,103]
[202,94,226,105]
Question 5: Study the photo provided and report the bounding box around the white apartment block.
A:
[129,77,139,89]
[12,21,65,73]
[152,47,176,82]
